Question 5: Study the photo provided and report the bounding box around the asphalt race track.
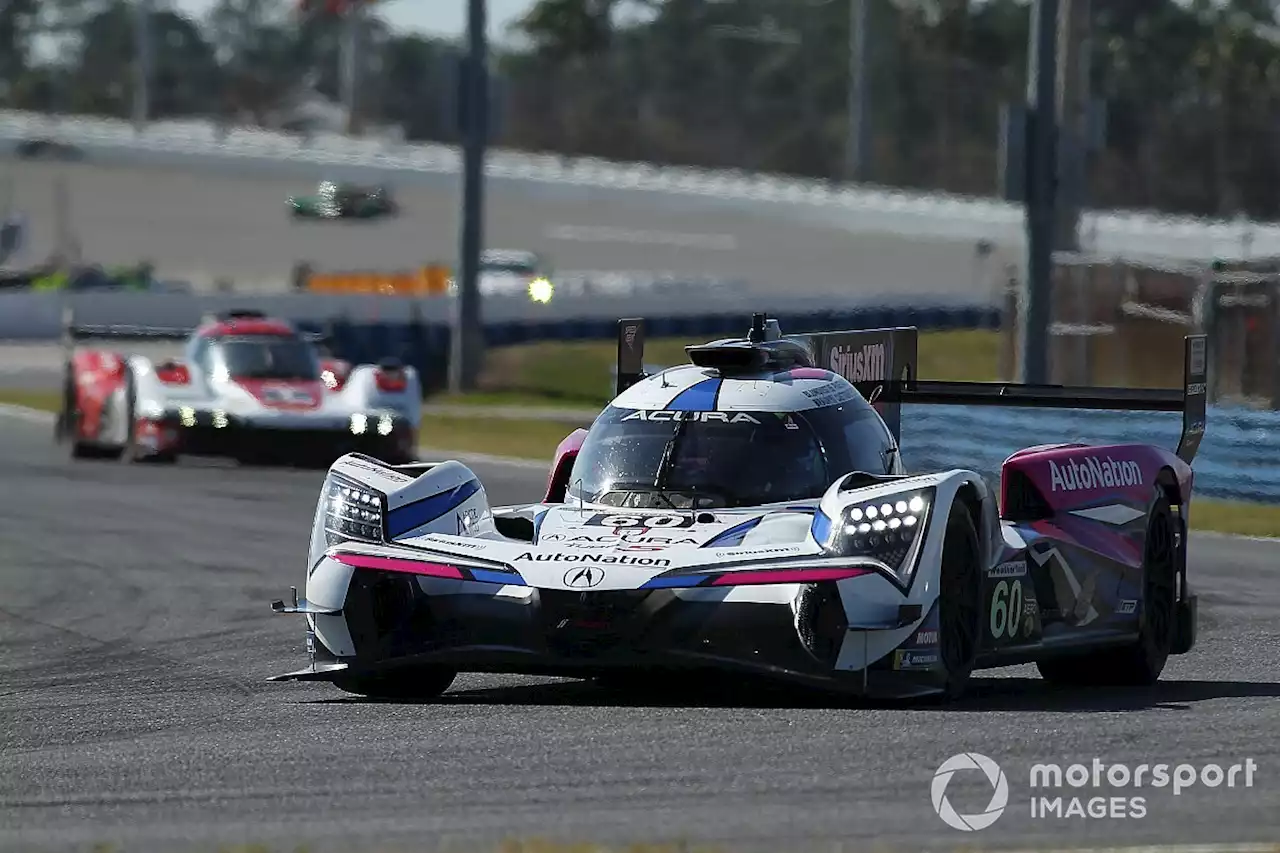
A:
[1,409,1278,852]
[6,159,1008,301]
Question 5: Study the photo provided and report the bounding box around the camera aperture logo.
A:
[931,754,1259,830]
[931,753,1009,831]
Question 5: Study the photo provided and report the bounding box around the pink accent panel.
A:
[1002,443,1189,512]
[545,428,589,502]
[710,566,874,586]
[331,552,464,579]
[788,368,832,380]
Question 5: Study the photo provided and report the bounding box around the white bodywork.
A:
[303,454,1006,673]
[92,349,421,449]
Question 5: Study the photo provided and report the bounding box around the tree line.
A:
[4,0,1280,220]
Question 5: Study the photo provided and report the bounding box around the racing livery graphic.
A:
[269,314,1205,702]
[56,309,421,466]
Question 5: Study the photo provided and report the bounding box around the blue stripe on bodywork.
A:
[641,574,707,589]
[666,378,722,411]
[467,567,527,586]
[702,517,764,548]
[386,478,481,537]
[809,509,832,544]
[532,509,548,543]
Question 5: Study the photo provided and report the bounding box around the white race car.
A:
[57,309,422,466]
[447,249,555,302]
[269,314,1205,701]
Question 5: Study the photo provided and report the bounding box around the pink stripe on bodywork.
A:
[330,551,464,579]
[710,566,873,586]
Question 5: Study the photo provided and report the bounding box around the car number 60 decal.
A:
[585,512,693,529]
[989,579,1024,639]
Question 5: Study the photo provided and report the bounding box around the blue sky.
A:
[172,0,539,42]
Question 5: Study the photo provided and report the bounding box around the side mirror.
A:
[545,428,588,503]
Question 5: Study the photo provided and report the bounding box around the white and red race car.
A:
[55,309,422,466]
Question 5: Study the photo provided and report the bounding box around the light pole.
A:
[132,0,153,130]
[450,0,488,393]
[845,0,870,181]
[1021,0,1060,385]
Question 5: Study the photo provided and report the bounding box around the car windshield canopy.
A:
[480,252,538,275]
[212,336,320,380]
[566,406,830,509]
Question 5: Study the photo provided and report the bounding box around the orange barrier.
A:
[305,265,450,296]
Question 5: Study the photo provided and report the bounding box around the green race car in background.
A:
[288,181,399,220]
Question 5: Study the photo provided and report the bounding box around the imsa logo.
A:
[1048,456,1143,492]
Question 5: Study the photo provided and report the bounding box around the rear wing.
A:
[60,308,332,353]
[613,319,1207,465]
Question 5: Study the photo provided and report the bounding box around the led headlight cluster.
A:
[836,489,933,578]
[322,475,385,543]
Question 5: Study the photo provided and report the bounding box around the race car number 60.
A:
[990,579,1024,639]
[597,513,686,528]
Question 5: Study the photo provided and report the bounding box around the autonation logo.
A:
[931,754,1258,830]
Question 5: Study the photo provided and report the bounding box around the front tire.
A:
[333,667,457,700]
[1036,491,1179,687]
[936,501,983,700]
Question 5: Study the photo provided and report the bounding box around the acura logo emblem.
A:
[564,567,604,588]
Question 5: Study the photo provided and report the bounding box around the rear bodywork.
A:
[270,322,1206,698]
[58,311,421,466]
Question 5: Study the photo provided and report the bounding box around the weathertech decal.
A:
[828,343,886,383]
[622,410,760,424]
[1049,456,1144,492]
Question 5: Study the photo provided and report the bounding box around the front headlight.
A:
[322,473,385,544]
[825,487,934,581]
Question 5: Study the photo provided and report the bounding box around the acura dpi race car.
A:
[269,314,1206,702]
[56,310,421,466]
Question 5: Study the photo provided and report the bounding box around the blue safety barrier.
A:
[900,404,1277,504]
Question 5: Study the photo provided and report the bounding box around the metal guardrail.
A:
[901,403,1279,504]
[5,110,1280,259]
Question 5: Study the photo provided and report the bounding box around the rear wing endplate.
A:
[613,318,1207,465]
[615,318,646,395]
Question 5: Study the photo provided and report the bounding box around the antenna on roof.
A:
[747,312,782,343]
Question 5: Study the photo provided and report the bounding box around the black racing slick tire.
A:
[1037,492,1179,687]
[332,667,457,701]
[936,500,983,701]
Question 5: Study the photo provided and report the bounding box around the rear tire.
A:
[333,667,457,700]
[936,501,983,700]
[1036,492,1178,687]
